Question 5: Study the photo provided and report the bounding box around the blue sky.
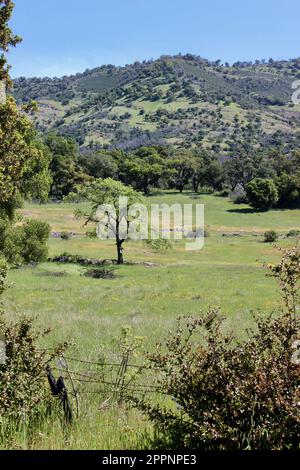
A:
[8,0,300,78]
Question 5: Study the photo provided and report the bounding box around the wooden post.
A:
[46,364,73,423]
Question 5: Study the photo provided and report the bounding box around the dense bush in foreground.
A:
[133,246,300,450]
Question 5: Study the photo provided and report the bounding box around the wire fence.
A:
[45,350,165,422]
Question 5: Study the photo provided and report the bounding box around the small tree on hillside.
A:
[74,178,142,264]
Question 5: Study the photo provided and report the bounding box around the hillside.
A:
[13,54,300,151]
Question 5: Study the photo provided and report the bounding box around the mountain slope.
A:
[13,54,300,151]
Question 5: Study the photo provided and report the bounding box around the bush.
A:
[216,188,230,197]
[83,267,117,279]
[264,230,278,243]
[133,246,300,450]
[145,237,173,252]
[0,315,52,419]
[246,178,278,211]
[0,312,67,446]
[3,219,50,265]
[0,245,65,443]
[50,252,109,266]
[60,231,72,240]
[286,229,300,238]
[230,183,248,204]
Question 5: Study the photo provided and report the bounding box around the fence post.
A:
[46,364,73,423]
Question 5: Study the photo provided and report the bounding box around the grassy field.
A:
[2,192,300,449]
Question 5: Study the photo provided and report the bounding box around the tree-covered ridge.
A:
[13,54,300,151]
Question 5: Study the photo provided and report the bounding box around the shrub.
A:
[132,246,300,450]
[264,230,278,243]
[0,313,67,446]
[230,183,248,204]
[85,228,98,239]
[83,268,117,279]
[145,237,173,252]
[0,243,65,443]
[50,252,108,266]
[60,231,72,240]
[216,188,230,197]
[246,178,278,211]
[286,229,300,238]
[3,219,50,265]
[0,315,52,419]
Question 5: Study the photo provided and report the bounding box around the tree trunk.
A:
[116,239,124,265]
[192,176,200,193]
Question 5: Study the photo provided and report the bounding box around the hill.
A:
[13,54,300,151]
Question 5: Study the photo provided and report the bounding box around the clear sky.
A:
[8,0,300,78]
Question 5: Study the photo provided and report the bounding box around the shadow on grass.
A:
[227,207,264,214]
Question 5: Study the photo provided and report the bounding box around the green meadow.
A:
[2,192,300,449]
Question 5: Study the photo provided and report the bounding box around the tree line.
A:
[44,133,300,211]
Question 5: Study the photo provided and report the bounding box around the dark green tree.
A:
[120,147,166,195]
[246,178,279,211]
[45,134,89,198]
[168,153,193,193]
[78,151,118,179]
[275,173,300,208]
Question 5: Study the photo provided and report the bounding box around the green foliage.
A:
[145,237,173,252]
[73,178,142,264]
[0,0,22,83]
[119,147,167,195]
[267,244,300,322]
[246,178,279,211]
[168,153,193,193]
[216,188,230,197]
[78,151,118,179]
[287,229,300,238]
[0,97,52,205]
[60,231,71,240]
[76,177,142,210]
[0,315,52,418]
[0,312,67,447]
[45,134,89,199]
[2,219,50,266]
[0,98,51,266]
[3,194,300,449]
[231,183,248,204]
[264,230,278,243]
[83,267,117,279]
[12,55,300,150]
[133,247,300,449]
[275,172,300,208]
